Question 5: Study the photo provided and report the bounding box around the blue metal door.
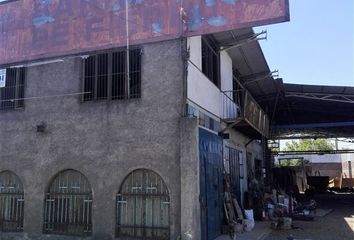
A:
[199,128,223,240]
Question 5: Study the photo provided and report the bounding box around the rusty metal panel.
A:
[243,91,270,138]
[0,0,289,65]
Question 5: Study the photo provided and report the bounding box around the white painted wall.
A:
[220,51,234,92]
[187,63,222,117]
[187,37,236,119]
[187,36,222,117]
[188,36,202,69]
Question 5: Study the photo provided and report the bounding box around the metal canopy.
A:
[211,28,354,140]
[261,83,354,139]
[213,28,278,97]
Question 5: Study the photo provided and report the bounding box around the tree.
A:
[283,139,335,151]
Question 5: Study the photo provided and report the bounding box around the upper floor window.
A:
[82,48,142,102]
[202,36,220,87]
[0,67,25,110]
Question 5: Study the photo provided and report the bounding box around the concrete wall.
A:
[342,154,354,178]
[310,163,342,178]
[276,154,354,178]
[0,40,184,240]
[180,118,201,240]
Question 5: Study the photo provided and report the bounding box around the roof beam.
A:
[286,93,354,104]
[272,121,354,130]
[219,30,267,52]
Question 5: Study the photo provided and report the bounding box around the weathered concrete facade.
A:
[0,40,188,240]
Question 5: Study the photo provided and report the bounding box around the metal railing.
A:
[221,90,270,137]
[0,193,24,232]
[43,193,92,236]
[222,90,242,121]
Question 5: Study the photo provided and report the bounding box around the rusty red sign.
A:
[0,0,289,65]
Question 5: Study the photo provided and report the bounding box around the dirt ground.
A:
[264,194,354,240]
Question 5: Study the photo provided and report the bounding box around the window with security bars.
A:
[82,49,141,101]
[224,147,243,204]
[202,36,220,87]
[0,68,25,110]
[116,169,170,240]
[0,171,24,232]
[43,170,92,236]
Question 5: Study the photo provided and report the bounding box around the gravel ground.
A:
[264,195,354,240]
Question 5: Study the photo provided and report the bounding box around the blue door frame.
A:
[199,128,224,240]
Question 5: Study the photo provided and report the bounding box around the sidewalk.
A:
[215,221,272,240]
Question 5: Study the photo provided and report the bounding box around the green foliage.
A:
[283,139,335,151]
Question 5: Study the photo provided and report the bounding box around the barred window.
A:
[0,68,25,110]
[224,147,243,204]
[0,171,24,232]
[43,170,92,236]
[83,49,141,101]
[116,169,170,239]
[202,36,220,87]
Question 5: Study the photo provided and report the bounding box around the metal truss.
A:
[273,149,354,155]
[286,92,354,104]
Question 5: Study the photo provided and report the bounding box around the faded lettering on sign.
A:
[0,0,289,65]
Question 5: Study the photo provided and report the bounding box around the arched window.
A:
[43,170,92,236]
[116,169,170,239]
[0,171,24,232]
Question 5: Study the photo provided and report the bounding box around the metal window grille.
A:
[202,36,220,87]
[0,171,24,232]
[0,68,25,110]
[83,49,141,101]
[43,170,92,236]
[116,169,170,240]
[224,147,242,203]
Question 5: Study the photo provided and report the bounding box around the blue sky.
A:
[255,0,354,87]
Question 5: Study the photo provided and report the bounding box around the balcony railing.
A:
[222,90,241,121]
[221,90,270,138]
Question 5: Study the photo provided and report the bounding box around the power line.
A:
[0,91,90,103]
